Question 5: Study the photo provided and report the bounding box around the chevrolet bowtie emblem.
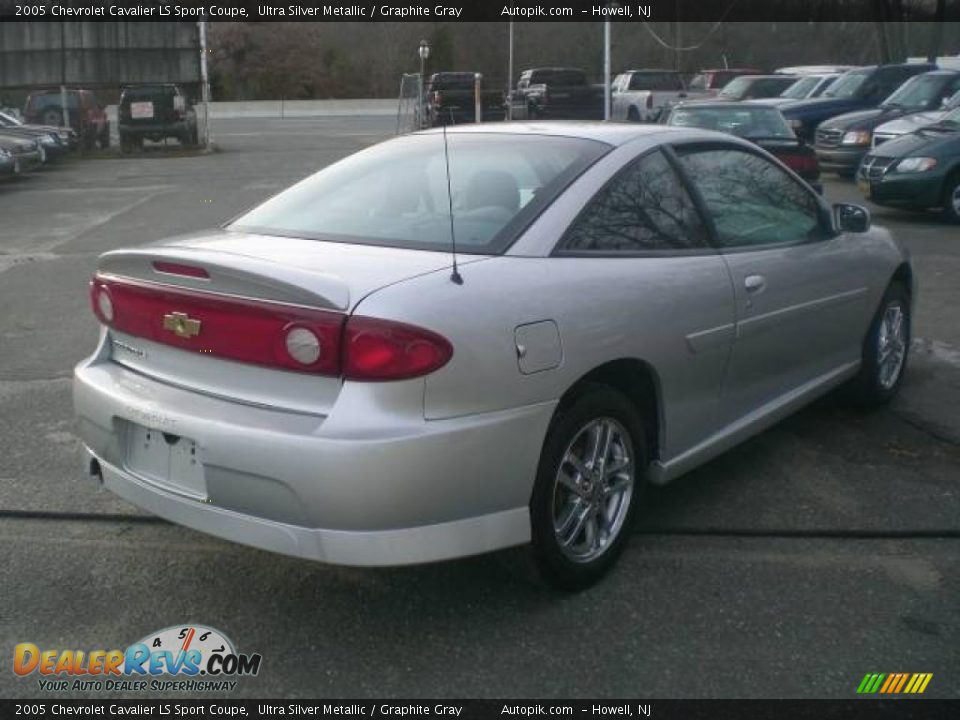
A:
[163,311,201,339]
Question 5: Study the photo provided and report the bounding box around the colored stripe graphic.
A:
[857,673,932,694]
[880,674,897,693]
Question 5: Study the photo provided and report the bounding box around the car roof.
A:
[417,121,703,147]
[623,68,680,74]
[698,68,762,73]
[726,74,795,81]
[30,88,91,95]
[671,101,783,111]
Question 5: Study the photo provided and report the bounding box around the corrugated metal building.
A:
[0,22,200,90]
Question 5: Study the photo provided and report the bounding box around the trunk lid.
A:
[96,230,484,415]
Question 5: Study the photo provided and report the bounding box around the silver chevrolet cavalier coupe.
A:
[75,124,913,588]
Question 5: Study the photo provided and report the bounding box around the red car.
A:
[24,88,109,149]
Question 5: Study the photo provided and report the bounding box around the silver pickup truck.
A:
[611,69,710,122]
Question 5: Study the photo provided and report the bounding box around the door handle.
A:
[744,275,766,294]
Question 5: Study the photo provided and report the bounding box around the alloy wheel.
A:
[552,417,635,564]
[877,302,907,390]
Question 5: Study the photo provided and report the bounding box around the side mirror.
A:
[834,203,870,233]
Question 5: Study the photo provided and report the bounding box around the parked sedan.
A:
[815,70,960,176]
[0,133,42,174]
[857,107,960,222]
[662,102,820,186]
[75,124,913,588]
[0,109,76,150]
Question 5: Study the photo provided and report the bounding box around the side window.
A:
[560,149,709,253]
[678,147,820,249]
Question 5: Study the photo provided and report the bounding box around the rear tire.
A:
[627,107,641,123]
[847,282,910,407]
[528,385,647,590]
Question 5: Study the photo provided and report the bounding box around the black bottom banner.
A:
[4,700,958,719]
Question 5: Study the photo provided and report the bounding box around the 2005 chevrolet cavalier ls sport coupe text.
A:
[74,123,913,588]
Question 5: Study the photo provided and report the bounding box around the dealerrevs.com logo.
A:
[14,624,262,692]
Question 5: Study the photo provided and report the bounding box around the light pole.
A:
[418,40,430,129]
[507,20,514,120]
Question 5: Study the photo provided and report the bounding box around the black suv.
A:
[118,84,198,151]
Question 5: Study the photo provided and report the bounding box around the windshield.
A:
[824,70,870,98]
[230,133,609,254]
[883,74,952,110]
[939,107,960,128]
[780,76,820,99]
[718,77,752,99]
[668,106,794,138]
[688,74,707,91]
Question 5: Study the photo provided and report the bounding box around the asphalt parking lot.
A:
[1,116,958,699]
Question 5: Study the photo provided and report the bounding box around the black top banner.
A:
[3,700,960,719]
[1,0,959,22]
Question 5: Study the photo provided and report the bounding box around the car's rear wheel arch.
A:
[555,358,662,464]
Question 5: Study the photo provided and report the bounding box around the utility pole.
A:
[507,20,514,120]
[199,19,211,150]
[603,19,611,120]
[60,22,69,132]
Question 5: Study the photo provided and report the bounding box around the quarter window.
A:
[561,150,708,253]
[678,147,820,249]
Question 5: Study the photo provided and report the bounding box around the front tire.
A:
[529,386,646,590]
[943,174,960,224]
[848,282,910,406]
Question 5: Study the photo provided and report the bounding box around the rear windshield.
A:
[532,70,586,86]
[29,93,80,109]
[668,106,794,138]
[629,72,683,91]
[428,74,476,91]
[122,86,176,101]
[230,133,609,254]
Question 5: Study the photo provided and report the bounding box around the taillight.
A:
[646,94,654,109]
[89,275,344,375]
[88,275,453,381]
[431,91,442,107]
[781,153,819,174]
[342,316,452,381]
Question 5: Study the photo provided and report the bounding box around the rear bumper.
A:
[74,350,553,566]
[119,121,191,137]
